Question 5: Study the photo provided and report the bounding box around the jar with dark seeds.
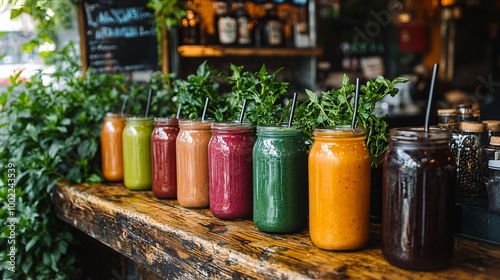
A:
[455,121,486,196]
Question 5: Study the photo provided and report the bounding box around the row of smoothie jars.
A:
[101,114,456,271]
[101,114,372,248]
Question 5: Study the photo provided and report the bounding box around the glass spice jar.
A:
[455,104,473,127]
[482,120,500,147]
[437,109,457,131]
[454,121,486,196]
[480,136,500,212]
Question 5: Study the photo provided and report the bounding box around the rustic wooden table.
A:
[52,182,500,279]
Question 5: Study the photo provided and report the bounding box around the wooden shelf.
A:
[178,45,323,58]
[52,182,500,279]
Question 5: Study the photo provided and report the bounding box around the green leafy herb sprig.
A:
[226,64,290,126]
[173,61,227,121]
[294,74,408,167]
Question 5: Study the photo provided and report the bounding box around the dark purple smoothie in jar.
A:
[382,126,456,271]
[208,122,255,220]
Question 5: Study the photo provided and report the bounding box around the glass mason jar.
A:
[382,127,456,271]
[208,122,255,220]
[454,121,486,196]
[122,116,154,190]
[482,120,500,147]
[455,103,473,127]
[151,117,179,199]
[176,120,212,208]
[437,109,456,131]
[481,136,500,212]
[309,126,371,250]
[253,125,308,233]
[487,158,500,212]
[101,113,126,182]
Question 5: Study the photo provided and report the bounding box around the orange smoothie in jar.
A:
[176,120,212,208]
[308,126,371,250]
[101,113,126,181]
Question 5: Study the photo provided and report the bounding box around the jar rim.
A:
[460,121,485,132]
[179,120,212,129]
[437,109,457,115]
[313,125,366,137]
[211,121,253,130]
[389,126,451,141]
[154,117,179,125]
[105,112,127,118]
[125,116,154,122]
[257,124,302,136]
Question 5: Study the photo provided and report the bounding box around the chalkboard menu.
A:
[79,0,163,74]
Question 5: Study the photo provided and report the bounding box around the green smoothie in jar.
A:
[122,116,154,190]
[252,125,308,233]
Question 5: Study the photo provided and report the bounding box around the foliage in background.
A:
[0,42,173,279]
[294,74,408,167]
[2,0,77,58]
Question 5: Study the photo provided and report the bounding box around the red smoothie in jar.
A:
[208,122,255,219]
[151,118,179,198]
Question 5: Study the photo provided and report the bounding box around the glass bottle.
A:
[253,125,308,233]
[208,122,255,220]
[293,5,310,48]
[235,1,252,45]
[176,120,212,208]
[261,3,283,47]
[151,118,179,199]
[309,126,371,250]
[122,116,154,190]
[180,1,201,45]
[101,113,126,182]
[215,0,238,45]
[455,121,486,196]
[382,126,456,271]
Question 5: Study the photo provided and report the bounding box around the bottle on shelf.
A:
[180,0,201,45]
[235,0,252,46]
[293,5,310,48]
[214,0,238,45]
[261,3,284,47]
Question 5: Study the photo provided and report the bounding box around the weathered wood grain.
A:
[52,182,500,279]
